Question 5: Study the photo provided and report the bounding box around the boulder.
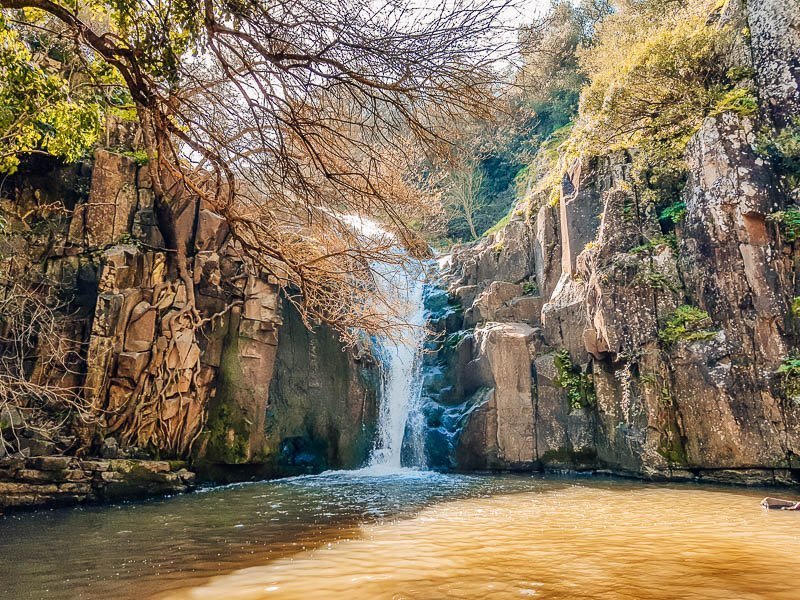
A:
[464,281,522,326]
[465,322,537,467]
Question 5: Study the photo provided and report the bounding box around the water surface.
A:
[1,472,798,599]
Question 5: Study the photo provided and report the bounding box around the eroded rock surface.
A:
[423,1,800,485]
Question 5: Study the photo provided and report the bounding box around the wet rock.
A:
[0,406,23,430]
[465,281,522,326]
[100,437,120,459]
[460,323,537,467]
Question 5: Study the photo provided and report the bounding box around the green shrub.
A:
[791,297,800,319]
[658,305,717,344]
[659,201,687,225]
[778,353,800,403]
[573,1,739,166]
[636,266,678,292]
[123,149,150,165]
[757,117,800,192]
[522,281,538,296]
[768,207,800,242]
[630,233,677,255]
[554,349,596,410]
[711,87,758,117]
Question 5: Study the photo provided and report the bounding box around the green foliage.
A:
[636,265,678,292]
[768,207,800,242]
[711,88,758,117]
[630,233,677,255]
[570,0,747,206]
[484,209,513,238]
[522,280,538,296]
[777,353,800,402]
[554,349,596,410]
[106,0,203,86]
[0,14,103,173]
[659,305,717,345]
[438,0,595,243]
[726,66,756,82]
[791,297,800,319]
[123,149,150,166]
[659,201,687,225]
[756,117,800,192]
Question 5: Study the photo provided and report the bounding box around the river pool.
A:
[1,471,797,599]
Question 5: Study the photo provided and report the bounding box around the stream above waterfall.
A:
[1,473,798,600]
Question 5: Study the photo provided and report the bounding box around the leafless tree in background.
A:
[447,162,485,239]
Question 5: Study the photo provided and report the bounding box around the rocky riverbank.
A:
[418,0,800,486]
[0,456,195,512]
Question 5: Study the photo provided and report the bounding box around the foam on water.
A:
[340,214,429,472]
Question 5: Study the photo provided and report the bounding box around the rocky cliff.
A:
[0,145,379,508]
[422,0,800,486]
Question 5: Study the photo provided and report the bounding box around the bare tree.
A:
[0,258,93,456]
[447,162,485,239]
[1,0,514,342]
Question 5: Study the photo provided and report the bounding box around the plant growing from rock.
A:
[658,202,687,226]
[756,117,800,196]
[0,262,94,456]
[658,305,717,345]
[767,207,800,242]
[778,353,800,404]
[554,349,596,410]
[791,297,800,319]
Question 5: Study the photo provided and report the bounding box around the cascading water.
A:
[339,214,429,473]
[366,263,428,471]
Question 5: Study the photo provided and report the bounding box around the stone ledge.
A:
[0,456,196,512]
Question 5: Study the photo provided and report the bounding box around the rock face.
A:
[424,1,800,485]
[456,323,537,469]
[0,456,195,511]
[747,0,800,128]
[1,149,380,507]
[264,304,379,475]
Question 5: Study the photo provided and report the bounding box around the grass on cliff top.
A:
[483,206,514,238]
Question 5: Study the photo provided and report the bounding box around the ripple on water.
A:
[0,475,798,600]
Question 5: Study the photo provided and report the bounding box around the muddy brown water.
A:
[1,472,797,599]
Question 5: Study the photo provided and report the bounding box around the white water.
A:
[366,264,428,471]
[339,214,429,473]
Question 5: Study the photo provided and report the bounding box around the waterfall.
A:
[339,214,429,473]
[367,264,428,471]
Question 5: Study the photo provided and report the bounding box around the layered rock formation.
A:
[423,0,800,485]
[0,456,195,511]
[1,146,379,506]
